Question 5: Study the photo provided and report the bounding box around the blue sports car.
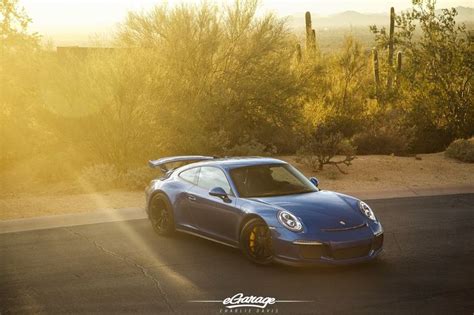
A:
[145,156,383,266]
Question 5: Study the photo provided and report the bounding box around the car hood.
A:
[249,190,365,230]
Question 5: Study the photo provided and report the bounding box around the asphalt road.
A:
[1,194,474,314]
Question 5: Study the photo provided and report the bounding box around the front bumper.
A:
[271,227,384,266]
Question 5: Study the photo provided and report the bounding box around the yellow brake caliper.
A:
[249,227,257,253]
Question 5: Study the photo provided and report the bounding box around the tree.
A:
[372,0,473,151]
[0,0,39,49]
[117,0,303,155]
[42,50,160,171]
[302,36,368,138]
[295,36,367,173]
[0,0,41,173]
[297,120,356,173]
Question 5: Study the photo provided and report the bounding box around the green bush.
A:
[225,139,276,157]
[445,138,474,163]
[353,127,411,155]
[409,126,453,154]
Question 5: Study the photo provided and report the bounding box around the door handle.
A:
[188,194,196,201]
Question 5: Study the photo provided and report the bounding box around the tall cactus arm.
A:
[296,43,302,63]
[387,7,395,89]
[305,11,316,52]
[395,51,402,89]
[305,11,313,51]
[373,48,380,96]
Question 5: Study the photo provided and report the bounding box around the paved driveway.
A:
[1,194,473,314]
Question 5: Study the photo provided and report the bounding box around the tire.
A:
[148,193,175,236]
[240,218,274,265]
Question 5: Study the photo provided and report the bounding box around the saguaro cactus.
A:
[295,43,302,63]
[305,11,316,52]
[395,51,402,89]
[386,7,395,89]
[372,7,402,98]
[373,48,380,96]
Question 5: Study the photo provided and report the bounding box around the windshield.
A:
[229,164,317,198]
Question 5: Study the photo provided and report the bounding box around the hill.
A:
[285,6,473,52]
[286,6,473,30]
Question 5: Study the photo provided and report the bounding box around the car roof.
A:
[180,156,287,171]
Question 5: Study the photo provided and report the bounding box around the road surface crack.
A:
[64,228,175,313]
[391,232,403,252]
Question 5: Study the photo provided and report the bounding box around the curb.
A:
[1,185,473,235]
[0,207,147,234]
[346,185,474,201]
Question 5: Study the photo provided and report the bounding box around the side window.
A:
[179,167,200,185]
[197,167,232,194]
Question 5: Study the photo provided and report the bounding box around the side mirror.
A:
[309,177,319,187]
[209,187,230,202]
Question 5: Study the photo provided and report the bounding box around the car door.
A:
[175,166,201,229]
[188,166,241,244]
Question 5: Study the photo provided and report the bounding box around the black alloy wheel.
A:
[240,218,274,265]
[149,194,174,236]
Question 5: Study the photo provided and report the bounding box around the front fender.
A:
[237,199,283,233]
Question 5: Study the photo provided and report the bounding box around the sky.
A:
[21,0,474,45]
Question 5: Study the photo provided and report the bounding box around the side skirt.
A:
[176,228,239,249]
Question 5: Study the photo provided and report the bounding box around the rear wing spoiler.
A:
[148,155,215,172]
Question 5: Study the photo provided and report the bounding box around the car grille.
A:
[298,244,331,259]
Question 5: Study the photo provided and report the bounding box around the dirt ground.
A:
[285,152,474,192]
[1,153,473,220]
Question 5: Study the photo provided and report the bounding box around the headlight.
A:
[277,210,303,232]
[359,201,376,221]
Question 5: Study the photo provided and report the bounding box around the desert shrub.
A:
[120,167,157,190]
[79,164,158,190]
[353,127,411,155]
[301,37,368,141]
[0,148,88,190]
[408,125,454,154]
[33,151,83,183]
[297,124,356,173]
[445,138,474,163]
[79,164,122,190]
[224,139,276,157]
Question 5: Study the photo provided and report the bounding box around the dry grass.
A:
[1,153,472,220]
[0,190,145,221]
